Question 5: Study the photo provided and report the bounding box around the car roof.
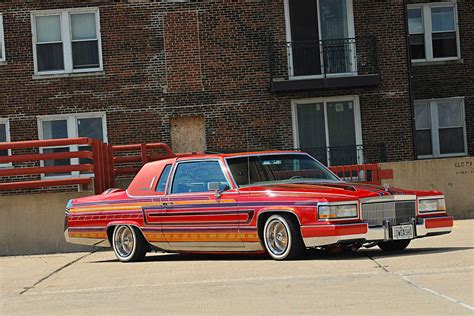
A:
[144,150,305,167]
[127,150,307,197]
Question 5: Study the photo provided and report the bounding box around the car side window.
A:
[171,161,229,194]
[155,164,172,192]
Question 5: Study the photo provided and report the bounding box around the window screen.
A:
[35,15,64,71]
[71,13,99,69]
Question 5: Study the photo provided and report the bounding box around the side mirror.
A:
[208,182,226,198]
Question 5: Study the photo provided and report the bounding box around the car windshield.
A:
[226,153,340,187]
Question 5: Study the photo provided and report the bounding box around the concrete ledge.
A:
[380,157,474,219]
[0,192,96,256]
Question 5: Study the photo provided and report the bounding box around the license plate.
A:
[392,224,414,240]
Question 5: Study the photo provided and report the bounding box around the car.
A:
[64,151,453,262]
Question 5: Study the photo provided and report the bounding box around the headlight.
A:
[418,198,446,213]
[318,204,358,219]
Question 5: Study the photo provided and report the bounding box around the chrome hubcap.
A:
[114,226,134,258]
[265,220,289,255]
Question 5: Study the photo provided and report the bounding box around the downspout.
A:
[403,0,417,160]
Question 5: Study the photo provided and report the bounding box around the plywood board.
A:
[170,116,206,153]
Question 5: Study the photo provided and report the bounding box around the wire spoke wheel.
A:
[263,214,305,260]
[266,220,289,255]
[112,225,147,262]
[114,226,135,258]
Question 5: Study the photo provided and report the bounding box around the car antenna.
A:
[246,130,251,196]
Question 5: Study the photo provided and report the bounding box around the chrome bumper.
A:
[302,216,453,248]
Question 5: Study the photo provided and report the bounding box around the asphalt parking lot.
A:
[1,220,473,315]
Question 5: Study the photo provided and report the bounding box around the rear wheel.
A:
[378,239,411,252]
[112,225,147,262]
[263,214,305,260]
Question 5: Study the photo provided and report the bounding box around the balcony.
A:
[300,144,387,167]
[269,36,380,92]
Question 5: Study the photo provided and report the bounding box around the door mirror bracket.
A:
[208,182,226,198]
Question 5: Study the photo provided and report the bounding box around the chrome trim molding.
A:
[417,195,444,201]
[150,241,263,252]
[64,228,110,247]
[244,242,264,251]
[258,209,302,225]
[304,234,366,247]
[360,195,417,204]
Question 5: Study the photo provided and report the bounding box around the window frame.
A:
[166,159,234,196]
[408,2,461,63]
[283,0,356,80]
[415,97,467,159]
[0,14,5,62]
[31,8,103,75]
[0,118,11,168]
[37,112,107,179]
[291,95,363,166]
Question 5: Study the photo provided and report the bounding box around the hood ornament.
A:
[383,183,390,192]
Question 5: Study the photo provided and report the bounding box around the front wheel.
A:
[378,239,411,252]
[263,214,305,260]
[112,225,147,262]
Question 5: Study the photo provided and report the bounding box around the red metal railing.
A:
[329,163,393,185]
[0,138,97,192]
[112,143,175,176]
[0,138,175,194]
[0,138,391,194]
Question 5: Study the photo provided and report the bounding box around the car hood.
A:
[236,182,437,202]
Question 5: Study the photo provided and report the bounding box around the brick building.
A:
[0,0,472,175]
[407,0,473,159]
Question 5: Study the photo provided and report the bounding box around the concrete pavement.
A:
[1,220,473,315]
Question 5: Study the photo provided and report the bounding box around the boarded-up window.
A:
[170,116,206,153]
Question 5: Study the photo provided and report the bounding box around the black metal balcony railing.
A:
[269,36,380,91]
[300,144,387,167]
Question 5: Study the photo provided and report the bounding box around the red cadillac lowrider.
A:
[64,151,453,262]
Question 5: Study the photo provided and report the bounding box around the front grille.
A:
[361,201,416,227]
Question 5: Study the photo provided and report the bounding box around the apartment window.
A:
[0,14,5,62]
[0,119,11,167]
[38,113,107,177]
[408,3,460,62]
[415,98,466,158]
[292,96,363,166]
[32,9,102,75]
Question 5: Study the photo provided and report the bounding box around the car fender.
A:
[106,221,144,240]
[256,207,302,226]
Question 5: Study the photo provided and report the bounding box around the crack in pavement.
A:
[365,253,474,312]
[19,250,96,295]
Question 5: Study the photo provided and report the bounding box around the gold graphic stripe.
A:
[69,232,107,239]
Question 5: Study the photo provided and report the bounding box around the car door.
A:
[141,164,173,250]
[162,159,244,251]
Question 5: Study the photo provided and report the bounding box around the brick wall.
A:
[408,0,474,156]
[0,0,451,195]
